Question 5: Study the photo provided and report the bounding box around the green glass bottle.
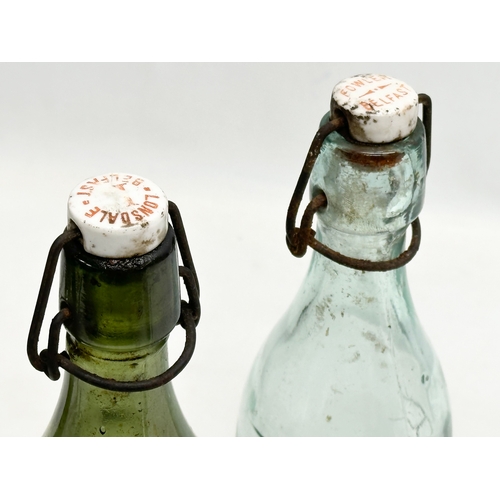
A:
[237,74,451,437]
[28,173,199,437]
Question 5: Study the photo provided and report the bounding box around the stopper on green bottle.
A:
[67,173,169,258]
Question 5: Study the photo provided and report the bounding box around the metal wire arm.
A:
[27,202,200,392]
[285,95,432,271]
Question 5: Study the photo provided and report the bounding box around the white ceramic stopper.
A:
[68,173,168,258]
[332,74,419,143]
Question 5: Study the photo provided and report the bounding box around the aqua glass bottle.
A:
[28,173,200,437]
[237,74,451,437]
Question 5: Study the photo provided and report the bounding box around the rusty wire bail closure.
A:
[285,94,432,272]
[27,201,200,392]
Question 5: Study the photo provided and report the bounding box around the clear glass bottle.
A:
[237,74,451,437]
[28,173,199,437]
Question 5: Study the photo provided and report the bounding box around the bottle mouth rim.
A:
[63,222,176,272]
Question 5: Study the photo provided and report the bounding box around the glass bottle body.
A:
[45,228,194,437]
[237,118,451,436]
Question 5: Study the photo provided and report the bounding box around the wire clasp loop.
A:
[285,94,432,271]
[27,202,200,392]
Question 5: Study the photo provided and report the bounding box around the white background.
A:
[1,62,499,439]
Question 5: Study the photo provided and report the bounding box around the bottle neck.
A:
[309,117,427,259]
[306,117,426,278]
[60,227,180,351]
[45,226,194,436]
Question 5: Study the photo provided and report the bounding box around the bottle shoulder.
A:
[44,338,195,437]
[238,261,451,437]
